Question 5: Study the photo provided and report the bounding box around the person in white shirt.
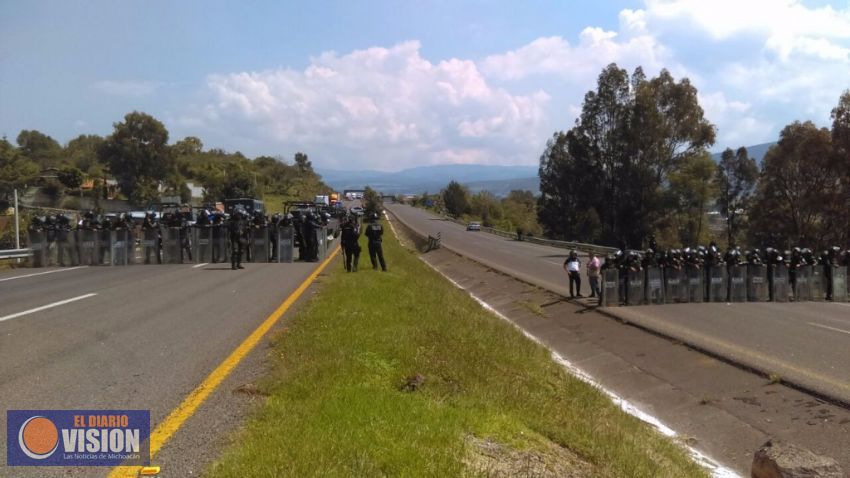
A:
[563,250,582,298]
[587,252,601,298]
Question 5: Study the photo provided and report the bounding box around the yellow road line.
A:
[109,248,340,478]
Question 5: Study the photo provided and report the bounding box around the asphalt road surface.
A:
[0,260,324,476]
[386,203,850,404]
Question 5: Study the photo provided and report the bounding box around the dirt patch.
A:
[464,435,595,478]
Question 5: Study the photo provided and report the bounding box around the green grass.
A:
[205,222,709,478]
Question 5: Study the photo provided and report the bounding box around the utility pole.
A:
[14,188,20,249]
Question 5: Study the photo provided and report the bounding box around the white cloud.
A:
[699,91,773,147]
[192,41,551,169]
[92,80,158,96]
[480,17,676,83]
[642,0,850,62]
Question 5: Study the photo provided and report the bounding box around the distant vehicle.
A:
[350,206,364,216]
[466,222,481,231]
[329,193,340,205]
[223,198,265,216]
[355,192,363,199]
[314,195,330,206]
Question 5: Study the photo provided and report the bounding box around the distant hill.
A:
[317,164,538,197]
[711,142,775,165]
[318,143,776,197]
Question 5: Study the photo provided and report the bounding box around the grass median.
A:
[206,221,708,477]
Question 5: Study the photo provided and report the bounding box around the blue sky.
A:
[2,0,849,170]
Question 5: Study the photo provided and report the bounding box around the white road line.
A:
[0,293,98,323]
[0,266,88,283]
[192,263,209,268]
[808,322,850,336]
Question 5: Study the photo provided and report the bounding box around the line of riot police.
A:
[26,207,334,268]
[599,240,849,306]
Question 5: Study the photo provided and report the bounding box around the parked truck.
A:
[314,195,330,206]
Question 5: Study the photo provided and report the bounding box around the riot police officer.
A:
[55,214,76,266]
[269,213,281,261]
[142,212,161,264]
[301,211,322,262]
[211,212,225,263]
[340,215,361,272]
[228,208,247,270]
[365,212,387,271]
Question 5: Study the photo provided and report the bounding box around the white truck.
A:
[314,195,330,206]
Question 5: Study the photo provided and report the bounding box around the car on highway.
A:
[466,221,481,231]
[350,206,364,216]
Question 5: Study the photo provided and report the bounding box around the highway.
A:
[0,260,328,477]
[386,203,850,404]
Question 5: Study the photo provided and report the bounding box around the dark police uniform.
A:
[340,217,361,272]
[365,214,386,271]
[228,211,246,270]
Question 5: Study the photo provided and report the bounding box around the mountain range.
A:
[317,143,776,197]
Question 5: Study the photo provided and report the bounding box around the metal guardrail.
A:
[0,249,32,260]
[441,214,617,256]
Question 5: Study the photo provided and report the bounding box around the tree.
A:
[469,191,502,226]
[173,136,204,157]
[65,134,105,174]
[16,130,62,168]
[749,121,840,249]
[538,64,715,247]
[57,166,83,189]
[0,138,39,210]
[442,180,470,217]
[829,90,850,245]
[362,186,382,217]
[715,147,758,246]
[667,151,717,245]
[294,152,313,174]
[98,111,173,205]
[831,89,850,157]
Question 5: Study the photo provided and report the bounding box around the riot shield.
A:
[28,230,48,267]
[193,227,214,264]
[708,267,727,302]
[793,265,812,301]
[210,225,227,263]
[664,268,685,304]
[274,226,295,263]
[601,269,619,307]
[55,228,78,266]
[94,229,112,265]
[249,226,270,263]
[686,266,703,303]
[833,266,848,302]
[76,229,98,265]
[161,227,183,264]
[626,270,645,305]
[141,228,161,264]
[747,264,768,302]
[769,264,790,302]
[645,267,664,305]
[728,266,747,302]
[314,227,328,261]
[810,266,825,301]
[111,229,132,266]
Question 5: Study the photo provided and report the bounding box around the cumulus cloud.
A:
[480,12,676,82]
[181,1,850,170]
[193,41,550,169]
[643,0,850,62]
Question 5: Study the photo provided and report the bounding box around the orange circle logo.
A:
[18,416,59,459]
